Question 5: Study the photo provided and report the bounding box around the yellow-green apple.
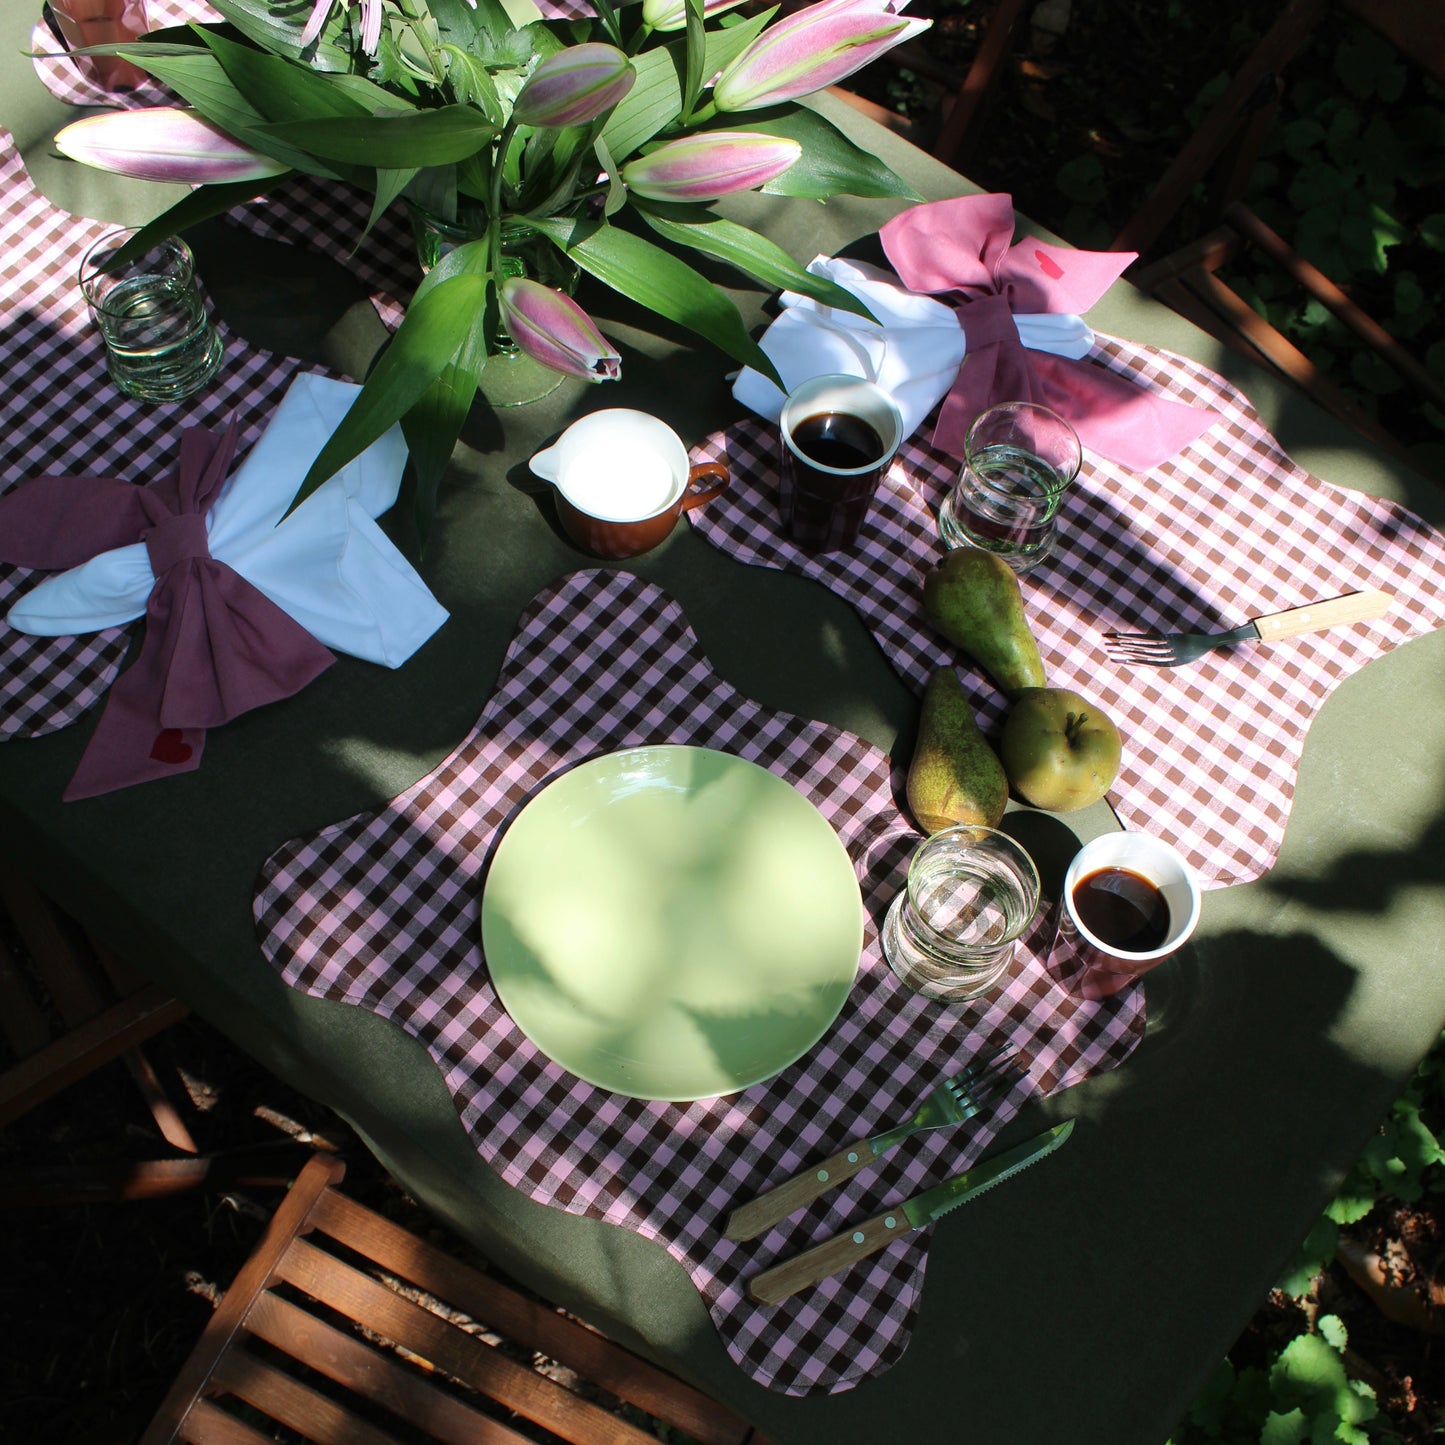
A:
[999,687,1122,811]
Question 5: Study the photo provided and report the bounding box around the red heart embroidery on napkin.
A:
[1033,248,1065,279]
[149,729,193,765]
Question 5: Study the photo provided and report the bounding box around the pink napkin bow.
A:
[879,194,1218,471]
[0,420,334,800]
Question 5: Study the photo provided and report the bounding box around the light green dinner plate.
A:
[481,745,864,1102]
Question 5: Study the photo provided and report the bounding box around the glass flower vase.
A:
[405,203,581,408]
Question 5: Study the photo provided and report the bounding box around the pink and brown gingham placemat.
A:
[254,567,1144,1395]
[0,127,316,741]
[687,346,1445,888]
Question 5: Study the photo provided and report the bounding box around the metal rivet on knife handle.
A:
[724,1142,880,1242]
[747,1211,913,1305]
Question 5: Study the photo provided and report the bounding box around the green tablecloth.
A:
[3,17,1444,1443]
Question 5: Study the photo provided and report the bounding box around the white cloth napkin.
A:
[8,374,448,668]
[731,256,1095,439]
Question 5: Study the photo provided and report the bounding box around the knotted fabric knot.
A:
[144,509,211,577]
[0,414,334,799]
[878,195,1219,472]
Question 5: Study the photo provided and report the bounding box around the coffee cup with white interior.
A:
[1045,831,1201,999]
[778,374,903,552]
[528,409,729,560]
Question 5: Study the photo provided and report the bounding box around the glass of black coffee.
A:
[778,374,903,551]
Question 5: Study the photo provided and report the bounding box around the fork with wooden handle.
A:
[1103,588,1391,667]
[723,1049,1017,1242]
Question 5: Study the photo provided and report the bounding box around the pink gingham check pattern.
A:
[688,343,1445,887]
[254,568,1145,1394]
[0,129,314,740]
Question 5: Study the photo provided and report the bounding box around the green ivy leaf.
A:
[1334,30,1406,103]
[1276,1215,1337,1299]
[1419,213,1445,252]
[1317,1314,1347,1351]
[1260,1408,1308,1445]
[1288,161,1352,211]
[1184,1358,1235,1434]
[1280,117,1325,162]
[1055,153,1105,204]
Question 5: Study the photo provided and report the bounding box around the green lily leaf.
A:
[601,10,774,160]
[403,238,499,546]
[257,106,496,168]
[534,215,782,386]
[632,200,877,321]
[198,27,372,125]
[113,176,290,264]
[403,305,492,548]
[208,0,350,70]
[371,167,419,237]
[292,272,492,516]
[682,0,707,120]
[739,108,923,201]
[119,48,344,179]
[595,135,628,218]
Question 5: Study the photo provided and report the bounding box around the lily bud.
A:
[711,0,930,112]
[54,108,291,184]
[640,0,752,32]
[499,278,622,382]
[511,44,636,129]
[622,132,802,202]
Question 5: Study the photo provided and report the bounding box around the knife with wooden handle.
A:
[747,1120,1074,1306]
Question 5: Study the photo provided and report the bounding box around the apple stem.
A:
[1065,711,1088,744]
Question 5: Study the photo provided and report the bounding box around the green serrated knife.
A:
[747,1119,1074,1305]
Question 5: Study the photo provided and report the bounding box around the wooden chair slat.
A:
[147,1156,778,1445]
[246,1288,539,1445]
[176,1397,281,1445]
[0,935,52,1058]
[0,983,188,1126]
[0,870,109,1027]
[277,1235,662,1445]
[140,1154,346,1445]
[313,1189,756,1445]
[210,1349,404,1445]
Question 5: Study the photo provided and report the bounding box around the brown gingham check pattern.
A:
[686,347,1445,887]
[254,567,1145,1395]
[0,128,317,741]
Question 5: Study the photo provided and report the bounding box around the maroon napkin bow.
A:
[0,420,334,800]
[878,194,1218,471]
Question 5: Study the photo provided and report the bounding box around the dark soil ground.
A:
[4,5,1444,1443]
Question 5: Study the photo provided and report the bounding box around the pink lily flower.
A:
[711,0,930,112]
[622,132,802,202]
[512,44,636,129]
[54,108,291,184]
[301,0,384,54]
[498,278,622,381]
[640,0,753,33]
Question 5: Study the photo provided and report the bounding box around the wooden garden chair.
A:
[1115,0,1445,458]
[141,1151,779,1445]
[0,863,192,1146]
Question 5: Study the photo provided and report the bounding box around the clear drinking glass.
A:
[937,401,1082,573]
[79,229,223,403]
[49,0,149,91]
[881,825,1041,1001]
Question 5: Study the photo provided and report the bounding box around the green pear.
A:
[922,548,1046,698]
[906,666,1009,832]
